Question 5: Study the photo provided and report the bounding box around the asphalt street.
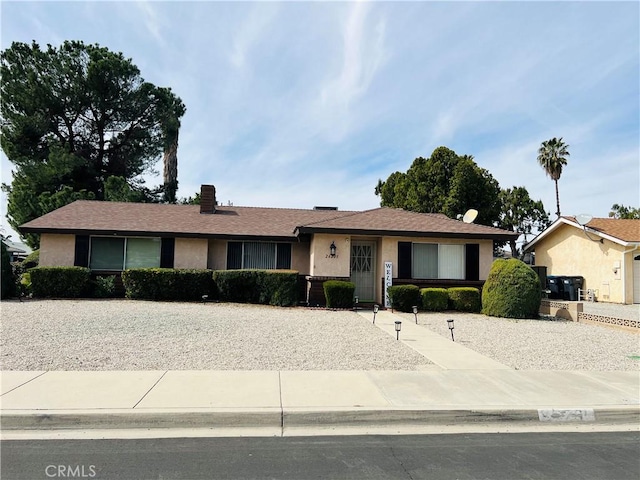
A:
[2,432,639,480]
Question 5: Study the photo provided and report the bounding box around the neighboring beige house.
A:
[524,216,640,304]
[20,185,518,305]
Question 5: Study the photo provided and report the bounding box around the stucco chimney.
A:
[200,185,216,214]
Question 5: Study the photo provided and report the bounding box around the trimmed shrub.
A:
[30,266,91,298]
[258,270,299,307]
[420,288,448,311]
[213,269,299,306]
[19,272,32,297]
[123,268,214,301]
[22,249,40,269]
[388,284,420,312]
[323,280,355,309]
[1,242,15,299]
[482,259,541,319]
[92,275,117,298]
[448,287,481,313]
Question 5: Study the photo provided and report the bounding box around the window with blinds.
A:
[411,243,465,280]
[89,237,161,270]
[226,242,292,270]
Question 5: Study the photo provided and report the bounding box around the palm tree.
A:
[537,137,570,218]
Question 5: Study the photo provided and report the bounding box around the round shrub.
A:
[323,280,355,309]
[448,287,481,313]
[420,288,448,311]
[388,284,420,312]
[482,259,541,319]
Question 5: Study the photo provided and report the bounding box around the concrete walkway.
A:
[1,310,638,437]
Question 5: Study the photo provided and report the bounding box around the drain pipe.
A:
[621,245,639,304]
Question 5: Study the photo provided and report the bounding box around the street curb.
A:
[0,408,282,431]
[2,406,638,431]
[283,406,640,427]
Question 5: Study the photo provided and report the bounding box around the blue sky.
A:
[1,1,638,244]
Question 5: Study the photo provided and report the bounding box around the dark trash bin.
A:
[546,276,564,300]
[562,276,584,301]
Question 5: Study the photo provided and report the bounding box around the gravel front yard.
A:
[1,299,638,371]
[396,311,640,370]
[0,300,430,371]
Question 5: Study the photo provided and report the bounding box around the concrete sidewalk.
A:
[1,310,639,437]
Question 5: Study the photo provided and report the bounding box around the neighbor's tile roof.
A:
[20,200,518,240]
[525,216,640,251]
[564,217,640,243]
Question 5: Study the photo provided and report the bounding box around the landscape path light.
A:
[373,304,379,324]
[447,319,455,342]
[412,305,418,324]
[395,320,402,340]
[201,294,209,304]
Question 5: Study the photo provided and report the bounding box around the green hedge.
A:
[420,288,448,311]
[30,266,91,298]
[482,259,541,319]
[323,280,355,309]
[213,269,299,306]
[92,275,118,298]
[122,268,214,301]
[388,285,420,312]
[448,287,481,312]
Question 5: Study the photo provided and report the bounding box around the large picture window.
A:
[410,243,465,280]
[227,242,292,270]
[89,237,161,270]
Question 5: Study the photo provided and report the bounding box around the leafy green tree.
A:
[608,203,640,219]
[498,186,550,258]
[1,40,186,248]
[375,147,501,226]
[537,137,570,218]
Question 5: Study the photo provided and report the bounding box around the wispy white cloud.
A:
[229,3,280,69]
[135,1,165,45]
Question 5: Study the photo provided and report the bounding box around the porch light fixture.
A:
[395,321,402,340]
[412,305,418,324]
[373,304,379,323]
[330,241,337,257]
[447,319,455,341]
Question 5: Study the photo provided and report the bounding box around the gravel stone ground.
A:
[0,300,430,371]
[1,300,638,371]
[395,311,640,371]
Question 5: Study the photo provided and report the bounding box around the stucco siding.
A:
[174,238,208,269]
[533,226,628,303]
[291,242,310,274]
[309,234,351,277]
[207,239,227,270]
[39,234,75,267]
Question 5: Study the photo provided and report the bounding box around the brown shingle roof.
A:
[20,201,518,240]
[564,216,640,243]
[296,208,518,239]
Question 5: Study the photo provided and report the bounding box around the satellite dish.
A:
[462,209,478,224]
[575,214,593,226]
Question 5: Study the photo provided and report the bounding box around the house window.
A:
[412,243,465,279]
[400,242,469,280]
[227,242,292,270]
[89,237,161,270]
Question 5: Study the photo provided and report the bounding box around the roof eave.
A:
[296,226,518,240]
[19,227,298,242]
